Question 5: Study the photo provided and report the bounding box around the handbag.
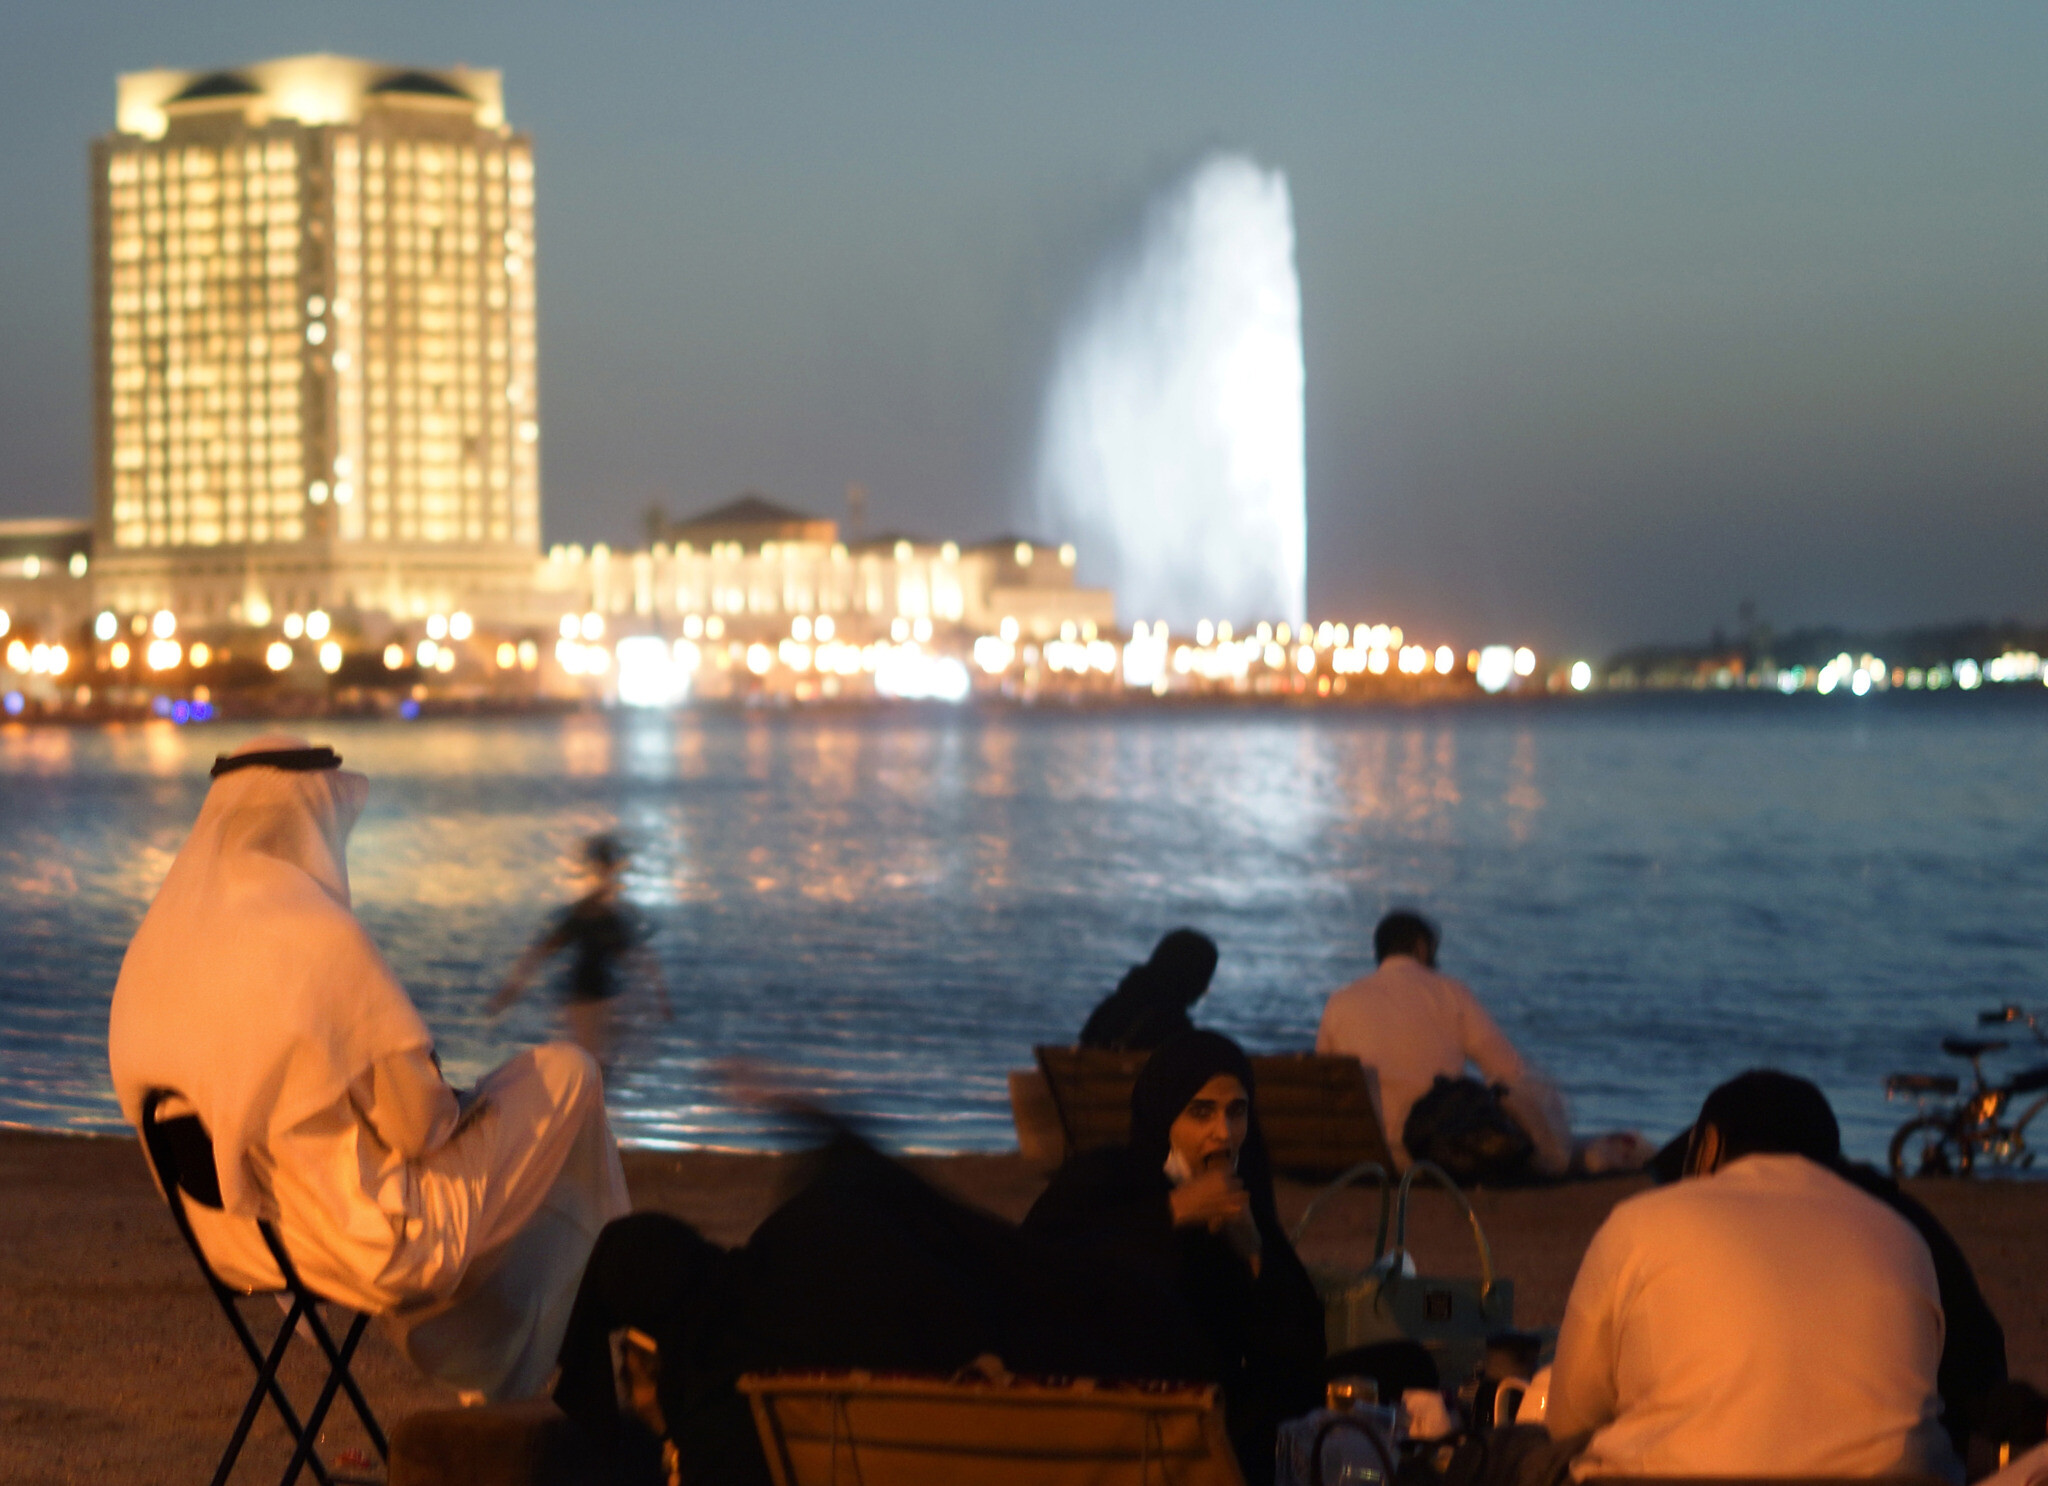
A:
[1290,1159,1515,1387]
[1401,1076,1535,1186]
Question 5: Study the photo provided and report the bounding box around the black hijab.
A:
[1079,929,1220,1050]
[1129,1029,1287,1246]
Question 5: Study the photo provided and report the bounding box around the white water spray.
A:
[1033,153,1306,630]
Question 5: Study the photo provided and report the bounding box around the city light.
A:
[814,615,836,642]
[5,640,25,672]
[1570,661,1593,692]
[1513,647,1537,677]
[1476,646,1516,694]
[151,609,176,639]
[0,610,8,639]
[517,639,539,671]
[95,612,118,641]
[580,612,605,641]
[383,643,406,670]
[305,610,331,641]
[284,613,305,639]
[559,614,579,640]
[975,636,1016,675]
[496,642,517,669]
[146,638,181,671]
[616,635,688,708]
[1434,645,1455,676]
[426,614,448,640]
[110,641,131,668]
[265,641,293,672]
[448,612,474,641]
[318,641,343,674]
[874,647,971,702]
[188,642,211,667]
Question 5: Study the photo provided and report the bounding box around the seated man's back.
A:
[1317,911,1568,1170]
[1550,1150,1954,1479]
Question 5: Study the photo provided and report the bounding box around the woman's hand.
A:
[1168,1166,1248,1230]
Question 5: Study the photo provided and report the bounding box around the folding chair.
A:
[139,1089,389,1486]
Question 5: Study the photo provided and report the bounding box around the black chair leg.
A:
[212,1295,308,1486]
[277,1305,372,1486]
[294,1302,388,1462]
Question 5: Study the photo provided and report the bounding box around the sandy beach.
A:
[1,1127,2041,1485]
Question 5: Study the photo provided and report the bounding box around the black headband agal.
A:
[210,746,343,779]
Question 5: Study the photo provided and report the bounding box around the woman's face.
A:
[1168,1073,1250,1175]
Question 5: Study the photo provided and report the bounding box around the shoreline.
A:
[3,1128,2042,1484]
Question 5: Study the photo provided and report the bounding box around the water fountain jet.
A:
[1033,153,1306,631]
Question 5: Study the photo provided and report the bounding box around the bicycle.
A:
[1885,1005,2048,1177]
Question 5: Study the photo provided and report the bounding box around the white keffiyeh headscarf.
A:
[108,734,432,1216]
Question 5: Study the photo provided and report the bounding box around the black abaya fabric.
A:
[1078,928,1219,1050]
[1025,1031,1326,1486]
[555,1130,1214,1486]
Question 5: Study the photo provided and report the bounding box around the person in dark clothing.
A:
[553,1126,1216,1485]
[492,833,670,1069]
[1025,1030,1327,1485]
[1654,1075,2007,1457]
[1079,928,1220,1051]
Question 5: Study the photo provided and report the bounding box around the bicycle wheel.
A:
[2007,1093,2048,1169]
[1889,1115,1968,1178]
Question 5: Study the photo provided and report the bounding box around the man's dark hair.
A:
[1374,910,1439,964]
[583,834,626,872]
[1696,1069,1841,1164]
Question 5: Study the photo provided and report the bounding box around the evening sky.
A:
[2,2,2044,650]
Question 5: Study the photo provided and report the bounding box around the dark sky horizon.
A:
[3,3,2045,652]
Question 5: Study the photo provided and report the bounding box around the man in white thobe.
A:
[1316,910,1574,1171]
[108,735,630,1401]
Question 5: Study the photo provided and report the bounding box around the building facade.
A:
[90,55,540,630]
[542,493,1117,644]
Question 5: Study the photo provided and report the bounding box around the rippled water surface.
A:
[5,699,2048,1162]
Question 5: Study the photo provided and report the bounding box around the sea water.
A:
[5,696,2047,1164]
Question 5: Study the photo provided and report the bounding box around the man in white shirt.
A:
[1316,911,1573,1172]
[1547,1071,1960,1482]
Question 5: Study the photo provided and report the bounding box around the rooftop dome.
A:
[367,70,473,101]
[165,72,260,105]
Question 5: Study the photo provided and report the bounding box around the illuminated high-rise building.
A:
[91,55,540,626]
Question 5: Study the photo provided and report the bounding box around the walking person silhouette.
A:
[491,834,671,1072]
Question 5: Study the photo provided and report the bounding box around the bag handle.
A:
[1288,1160,1392,1258]
[1385,1160,1499,1299]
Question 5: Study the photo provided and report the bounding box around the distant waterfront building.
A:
[540,492,1117,646]
[0,520,97,645]
[90,55,540,628]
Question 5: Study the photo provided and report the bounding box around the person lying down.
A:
[107,734,629,1402]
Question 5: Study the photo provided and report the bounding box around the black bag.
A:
[1402,1077,1534,1186]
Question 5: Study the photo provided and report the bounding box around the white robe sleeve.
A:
[358,1047,459,1159]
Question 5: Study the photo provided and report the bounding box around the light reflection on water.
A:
[5,701,2048,1162]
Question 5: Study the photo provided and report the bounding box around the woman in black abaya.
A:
[553,1125,1214,1484]
[1025,1030,1326,1484]
[1078,928,1220,1050]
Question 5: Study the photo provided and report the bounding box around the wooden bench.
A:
[739,1371,1244,1486]
[1023,1046,1396,1179]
